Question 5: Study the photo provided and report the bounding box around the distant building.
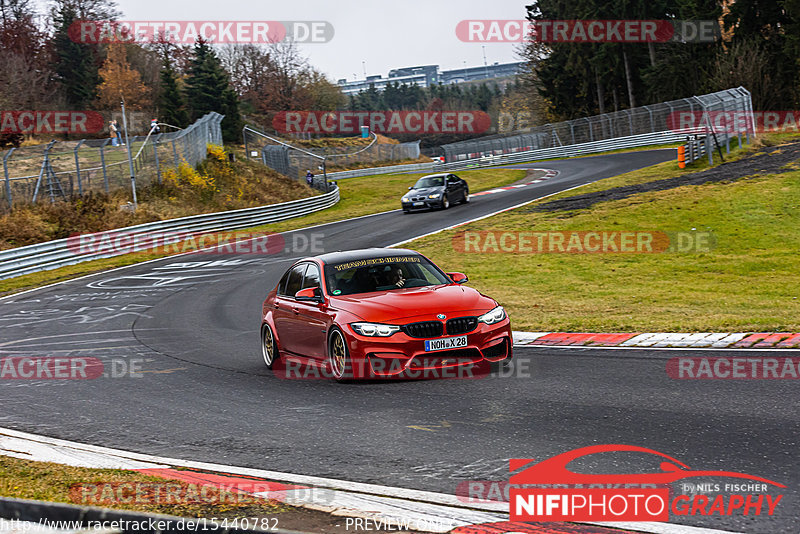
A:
[337,62,524,96]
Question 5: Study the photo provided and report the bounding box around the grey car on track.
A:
[401,173,469,213]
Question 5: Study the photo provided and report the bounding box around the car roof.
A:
[312,248,422,265]
[417,173,448,179]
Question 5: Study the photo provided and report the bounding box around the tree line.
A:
[520,0,800,120]
[0,0,343,143]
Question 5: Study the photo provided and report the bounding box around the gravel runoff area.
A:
[530,138,800,213]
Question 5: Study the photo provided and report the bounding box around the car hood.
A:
[407,187,443,196]
[330,284,497,323]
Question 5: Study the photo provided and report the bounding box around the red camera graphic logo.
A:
[509,445,784,522]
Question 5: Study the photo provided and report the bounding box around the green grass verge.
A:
[0,456,285,518]
[408,160,800,332]
[259,167,531,233]
[0,167,529,296]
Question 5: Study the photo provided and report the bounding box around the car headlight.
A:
[351,322,401,337]
[428,193,441,198]
[478,306,506,325]
[402,196,410,202]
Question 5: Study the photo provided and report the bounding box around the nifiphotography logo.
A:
[508,445,784,522]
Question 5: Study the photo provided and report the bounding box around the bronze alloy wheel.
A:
[261,324,277,368]
[328,328,349,380]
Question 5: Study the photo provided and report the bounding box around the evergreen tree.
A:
[158,56,188,127]
[51,4,98,108]
[184,38,241,142]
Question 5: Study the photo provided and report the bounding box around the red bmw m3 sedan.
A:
[260,248,512,380]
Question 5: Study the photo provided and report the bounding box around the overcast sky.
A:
[39,0,530,81]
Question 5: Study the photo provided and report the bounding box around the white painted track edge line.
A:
[0,427,744,534]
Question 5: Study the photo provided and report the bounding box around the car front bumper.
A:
[402,198,445,211]
[343,319,513,379]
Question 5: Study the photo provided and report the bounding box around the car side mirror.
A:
[295,287,323,303]
[408,186,413,190]
[447,272,468,284]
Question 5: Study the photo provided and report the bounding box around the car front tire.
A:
[261,323,278,369]
[328,327,352,381]
[441,194,450,210]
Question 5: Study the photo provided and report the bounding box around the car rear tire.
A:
[461,189,470,204]
[441,195,450,210]
[261,323,278,369]
[328,327,352,381]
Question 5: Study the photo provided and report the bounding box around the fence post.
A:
[99,139,110,192]
[73,139,85,195]
[644,105,654,132]
[172,140,179,165]
[153,133,162,184]
[3,148,14,209]
[714,94,730,153]
[243,126,249,159]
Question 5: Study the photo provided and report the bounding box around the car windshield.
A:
[324,255,451,296]
[412,176,444,189]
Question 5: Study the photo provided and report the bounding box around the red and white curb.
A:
[0,427,741,534]
[513,331,800,349]
[471,169,559,198]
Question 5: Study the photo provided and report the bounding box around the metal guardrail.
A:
[0,186,339,280]
[325,129,692,180]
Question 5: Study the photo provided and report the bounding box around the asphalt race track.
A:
[2,149,798,533]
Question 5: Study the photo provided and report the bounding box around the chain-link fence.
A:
[243,126,421,188]
[442,87,753,162]
[1,113,223,210]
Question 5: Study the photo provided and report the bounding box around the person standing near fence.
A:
[113,120,124,146]
[306,169,314,186]
[109,120,119,146]
[150,118,161,135]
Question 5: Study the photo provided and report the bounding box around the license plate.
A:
[413,202,424,206]
[425,335,467,352]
